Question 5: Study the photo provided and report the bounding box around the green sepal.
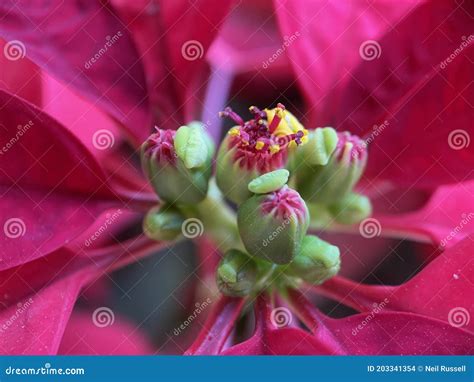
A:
[296,139,367,205]
[215,134,260,204]
[285,235,340,285]
[143,205,185,241]
[298,127,338,166]
[216,249,258,297]
[148,156,211,204]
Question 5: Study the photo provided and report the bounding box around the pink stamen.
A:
[249,106,266,120]
[219,107,244,126]
[219,104,303,171]
[267,104,285,134]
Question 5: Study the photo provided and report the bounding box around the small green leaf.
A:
[248,169,290,194]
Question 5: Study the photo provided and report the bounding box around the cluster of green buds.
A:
[140,104,371,297]
[293,128,371,225]
[141,122,215,242]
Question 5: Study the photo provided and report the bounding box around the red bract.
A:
[317,236,474,332]
[0,0,150,145]
[0,90,119,269]
[59,311,154,355]
[0,0,472,356]
[111,0,233,129]
[276,0,474,187]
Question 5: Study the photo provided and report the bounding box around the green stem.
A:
[307,202,336,230]
[253,263,278,292]
[184,179,243,253]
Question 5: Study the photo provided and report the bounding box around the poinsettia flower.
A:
[185,0,474,355]
[0,0,472,357]
[0,0,231,354]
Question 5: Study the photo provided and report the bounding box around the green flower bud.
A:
[237,185,309,264]
[286,235,340,285]
[216,249,258,297]
[216,105,307,204]
[141,124,214,205]
[143,205,185,241]
[296,127,338,166]
[328,192,372,225]
[296,131,367,204]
